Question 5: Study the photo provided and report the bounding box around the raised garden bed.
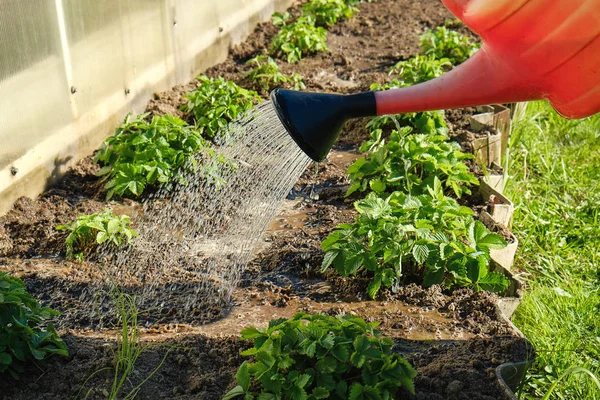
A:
[0,1,532,399]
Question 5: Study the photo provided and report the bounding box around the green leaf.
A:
[349,382,364,400]
[332,344,350,362]
[237,361,251,391]
[256,351,275,368]
[367,276,382,299]
[478,272,510,293]
[477,232,507,249]
[369,179,386,193]
[321,251,339,271]
[0,353,12,365]
[240,326,263,339]
[312,387,330,399]
[223,385,246,400]
[423,268,445,287]
[412,244,430,264]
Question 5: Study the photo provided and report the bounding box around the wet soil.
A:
[0,0,524,399]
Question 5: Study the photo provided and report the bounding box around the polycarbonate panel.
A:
[62,0,128,115]
[0,0,290,185]
[123,0,173,97]
[171,0,221,82]
[0,0,72,169]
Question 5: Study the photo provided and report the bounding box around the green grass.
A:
[505,101,600,399]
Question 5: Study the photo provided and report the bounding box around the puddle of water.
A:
[94,297,471,343]
[267,208,316,233]
[329,149,361,169]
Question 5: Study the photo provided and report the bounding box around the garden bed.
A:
[0,0,531,399]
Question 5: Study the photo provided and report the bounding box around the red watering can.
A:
[272,0,600,161]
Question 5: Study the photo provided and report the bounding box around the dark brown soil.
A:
[0,0,526,399]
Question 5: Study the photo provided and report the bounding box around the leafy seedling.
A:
[271,14,329,63]
[56,208,137,260]
[95,113,207,199]
[0,272,68,379]
[389,55,452,86]
[420,26,479,65]
[224,312,416,400]
[302,0,357,27]
[245,55,305,92]
[182,75,260,139]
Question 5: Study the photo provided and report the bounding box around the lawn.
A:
[507,101,600,399]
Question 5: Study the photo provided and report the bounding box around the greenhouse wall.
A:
[0,0,292,214]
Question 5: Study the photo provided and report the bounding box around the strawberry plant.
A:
[322,180,509,298]
[389,55,451,85]
[223,312,416,400]
[347,127,479,198]
[420,27,479,65]
[302,0,357,27]
[271,14,328,63]
[95,113,208,199]
[182,75,260,138]
[56,208,137,260]
[0,272,68,378]
[245,55,305,92]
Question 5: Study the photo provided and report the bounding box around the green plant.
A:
[245,55,305,92]
[0,272,68,378]
[389,55,451,86]
[322,180,509,298]
[77,289,169,400]
[420,27,479,65]
[56,209,137,260]
[271,14,328,63]
[182,75,260,138]
[302,0,357,27]
[223,312,416,400]
[347,127,479,198]
[95,113,207,199]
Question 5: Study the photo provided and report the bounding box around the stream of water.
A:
[96,101,312,325]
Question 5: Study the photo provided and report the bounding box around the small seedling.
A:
[182,75,260,138]
[420,26,479,65]
[95,113,207,199]
[302,0,357,27]
[271,14,329,63]
[76,289,169,400]
[56,209,137,260]
[322,179,509,298]
[348,127,479,198]
[245,55,305,92]
[223,312,416,400]
[0,272,68,379]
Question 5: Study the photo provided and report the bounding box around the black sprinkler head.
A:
[270,89,376,162]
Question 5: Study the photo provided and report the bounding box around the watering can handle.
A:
[375,0,600,119]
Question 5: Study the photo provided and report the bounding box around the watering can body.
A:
[272,0,600,162]
[377,0,600,119]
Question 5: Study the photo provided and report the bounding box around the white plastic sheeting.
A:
[0,0,290,213]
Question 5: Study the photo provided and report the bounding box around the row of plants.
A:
[317,27,508,298]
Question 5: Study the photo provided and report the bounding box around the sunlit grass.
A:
[505,101,600,399]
